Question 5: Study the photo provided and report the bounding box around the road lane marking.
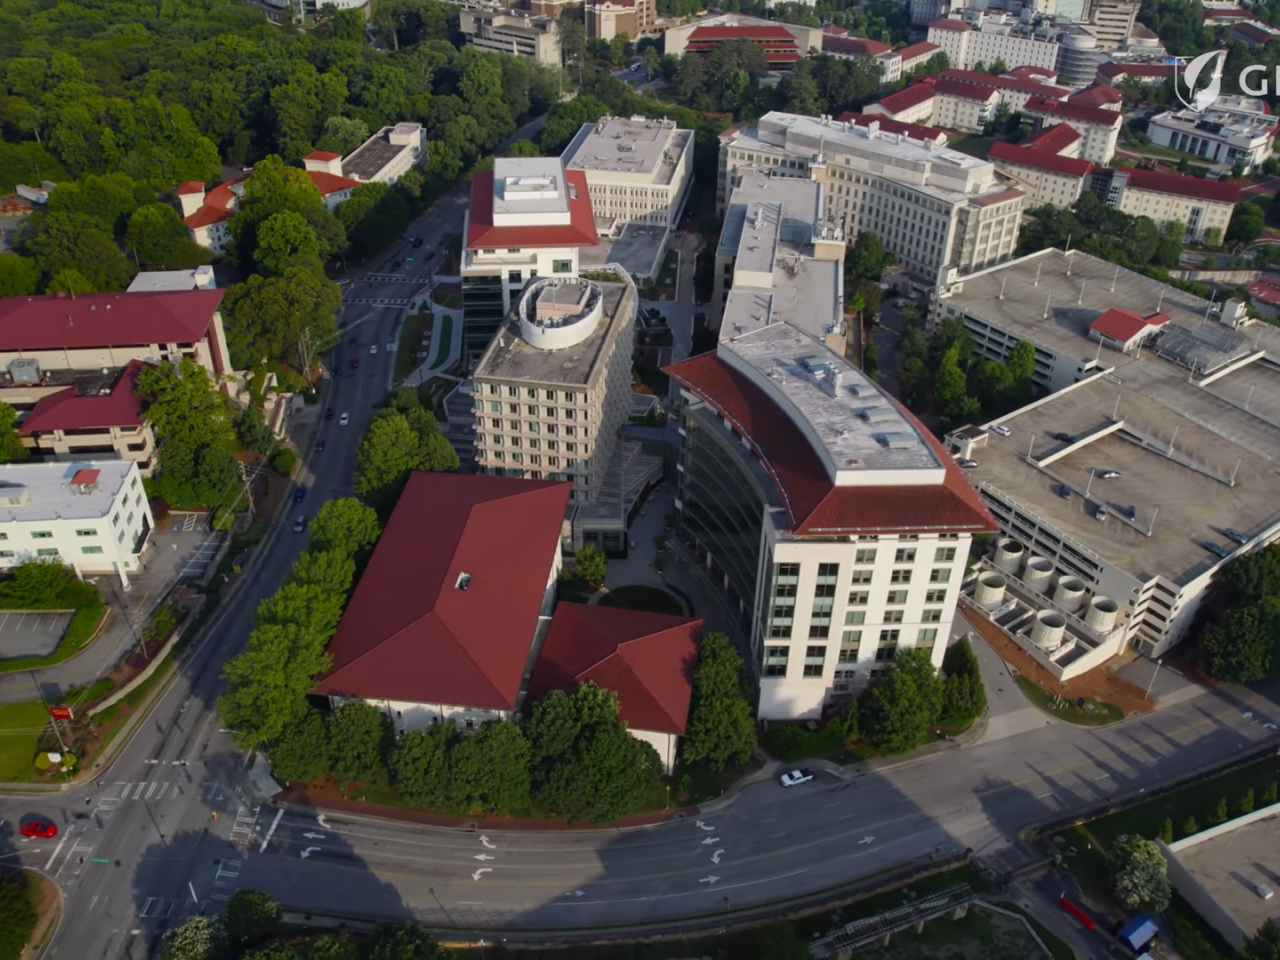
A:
[43,833,68,870]
[260,808,285,852]
[133,783,146,800]
[548,867,811,906]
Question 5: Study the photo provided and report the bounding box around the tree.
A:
[447,720,532,814]
[1182,815,1198,836]
[0,255,39,296]
[1208,795,1229,825]
[46,268,95,294]
[219,619,333,749]
[576,543,608,584]
[0,869,38,960]
[1241,921,1280,960]
[0,402,28,462]
[1005,339,1035,386]
[0,558,99,608]
[682,632,756,771]
[354,411,427,515]
[1203,226,1223,249]
[860,649,943,754]
[328,700,392,790]
[302,935,359,960]
[1239,787,1256,814]
[316,116,370,156]
[369,924,448,960]
[19,212,136,291]
[162,915,225,960]
[941,636,986,724]
[1110,834,1171,912]
[221,267,342,375]
[846,230,893,280]
[270,706,333,782]
[308,498,382,564]
[390,724,453,808]
[1228,201,1266,245]
[934,343,980,427]
[1198,597,1280,682]
[254,210,322,276]
[1264,782,1279,805]
[1157,818,1173,843]
[126,204,212,271]
[222,889,281,951]
[244,944,300,960]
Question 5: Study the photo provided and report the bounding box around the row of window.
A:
[484,384,584,403]
[481,434,582,452]
[0,546,104,559]
[483,402,589,423]
[763,629,939,677]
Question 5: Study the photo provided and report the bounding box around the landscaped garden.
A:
[1014,673,1125,726]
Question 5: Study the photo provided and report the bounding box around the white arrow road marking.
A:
[858,836,875,845]
[316,815,331,829]
[188,883,198,903]
[699,875,721,885]
[711,850,724,864]
[259,808,285,853]
[303,832,326,840]
[474,854,495,861]
[479,835,496,849]
[472,868,492,881]
[696,820,715,831]
[569,890,585,897]
[700,836,720,845]
[300,847,320,859]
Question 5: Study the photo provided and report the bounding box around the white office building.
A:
[303,123,426,186]
[1148,96,1276,173]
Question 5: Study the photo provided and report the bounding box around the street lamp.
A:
[1144,658,1163,702]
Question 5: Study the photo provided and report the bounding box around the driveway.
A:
[0,611,74,660]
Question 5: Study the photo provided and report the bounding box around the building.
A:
[1231,21,1280,45]
[18,360,156,474]
[0,460,153,587]
[940,248,1280,663]
[898,40,944,76]
[836,110,949,144]
[0,289,233,380]
[561,115,694,237]
[1148,97,1277,173]
[1086,0,1139,48]
[663,14,825,68]
[179,171,358,256]
[933,77,1001,131]
[527,604,703,772]
[314,470,699,765]
[927,15,1099,85]
[459,9,561,65]
[718,112,1025,286]
[821,35,902,84]
[471,271,637,516]
[1096,59,1173,84]
[1067,82,1125,110]
[126,266,217,293]
[586,0,656,40]
[303,123,426,186]
[989,128,1094,209]
[1247,276,1280,320]
[461,157,598,365]
[666,171,995,718]
[941,68,1071,113]
[864,81,939,124]
[1088,167,1239,242]
[1203,2,1256,25]
[1023,95,1121,163]
[261,0,368,22]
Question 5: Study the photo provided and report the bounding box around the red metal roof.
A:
[897,41,941,62]
[314,473,572,711]
[1004,65,1058,82]
[21,360,153,434]
[822,24,850,35]
[836,111,949,142]
[1090,307,1168,343]
[0,290,225,351]
[936,77,999,102]
[70,469,100,486]
[1024,96,1122,127]
[1069,84,1125,109]
[466,169,599,250]
[1205,5,1253,19]
[1123,169,1241,204]
[1101,61,1173,79]
[989,141,1094,177]
[184,170,356,230]
[307,170,359,195]
[176,181,205,196]
[689,24,797,39]
[528,604,703,735]
[1234,22,1280,41]
[942,69,1070,98]
[304,150,342,161]
[1247,275,1280,307]
[823,35,892,57]
[1021,122,1082,153]
[663,353,996,536]
[869,80,937,115]
[928,17,969,30]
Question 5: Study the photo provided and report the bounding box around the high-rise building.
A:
[1087,0,1139,48]
[458,9,561,64]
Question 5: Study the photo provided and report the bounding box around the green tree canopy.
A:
[390,724,453,809]
[369,924,449,960]
[254,210,322,276]
[270,706,333,783]
[219,619,332,749]
[941,636,987,724]
[1110,833,1172,912]
[222,889,281,951]
[846,230,894,280]
[0,870,38,960]
[221,266,342,373]
[308,497,382,565]
[0,401,29,462]
[315,116,370,155]
[1227,201,1265,246]
[17,212,136,291]
[0,255,39,296]
[1198,597,1280,683]
[575,543,608,584]
[126,203,213,271]
[162,915,225,960]
[1241,920,1280,960]
[328,700,393,789]
[448,720,532,813]
[681,632,756,771]
[860,648,944,754]
[353,403,459,517]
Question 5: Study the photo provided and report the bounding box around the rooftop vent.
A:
[456,572,472,591]
[857,406,896,424]
[0,485,30,508]
[880,432,917,449]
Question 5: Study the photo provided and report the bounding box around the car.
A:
[389,259,402,271]
[315,439,326,453]
[957,459,979,468]
[893,298,907,308]
[331,367,340,378]
[348,338,357,348]
[1097,469,1121,480]
[411,237,424,248]
[339,412,350,426]
[20,819,57,839]
[1053,432,1076,443]
[293,515,306,534]
[1124,505,1137,521]
[1059,484,1073,500]
[349,357,359,369]
[1225,528,1250,544]
[1204,541,1232,559]
[369,344,378,355]
[324,408,334,421]
[293,486,306,504]
[991,424,1011,437]
[386,342,395,352]
[779,770,813,787]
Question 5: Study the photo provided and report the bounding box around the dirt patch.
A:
[23,871,61,956]
[962,600,1155,717]
[857,908,1041,960]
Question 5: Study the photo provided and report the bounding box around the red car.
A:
[20,819,57,839]
[349,357,360,369]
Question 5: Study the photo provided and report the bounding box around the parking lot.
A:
[0,610,74,660]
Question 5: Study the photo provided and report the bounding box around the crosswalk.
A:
[342,297,411,305]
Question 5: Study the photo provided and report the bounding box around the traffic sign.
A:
[50,705,73,721]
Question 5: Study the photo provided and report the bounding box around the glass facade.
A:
[462,274,506,362]
[677,415,764,630]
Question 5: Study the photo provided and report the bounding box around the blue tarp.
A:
[1119,915,1159,950]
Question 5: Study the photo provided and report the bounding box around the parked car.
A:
[411,237,424,248]
[315,439,326,453]
[780,770,813,787]
[293,515,306,534]
[349,357,359,369]
[1053,432,1076,443]
[293,486,306,504]
[957,459,979,468]
[369,344,378,355]
[339,412,350,427]
[19,819,57,839]
[991,424,1011,437]
[1059,484,1073,500]
[1097,470,1121,479]
[324,408,334,421]
[1225,528,1249,544]
[1204,541,1232,559]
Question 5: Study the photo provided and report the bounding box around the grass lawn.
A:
[0,603,109,675]
[394,309,433,381]
[1014,674,1124,726]
[428,313,454,370]
[431,289,462,309]
[0,700,50,781]
[599,584,684,615]
[949,135,996,159]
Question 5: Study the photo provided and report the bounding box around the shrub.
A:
[1157,818,1173,844]
[1182,815,1198,837]
[1208,796,1228,825]
[1238,788,1255,815]
[1264,782,1278,805]
[34,753,50,770]
[270,448,297,477]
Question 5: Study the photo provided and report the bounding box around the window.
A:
[838,648,858,663]
[75,529,97,537]
[527,422,539,434]
[82,546,104,555]
[922,608,943,623]
[507,270,522,284]
[35,548,59,557]
[764,646,789,677]
[774,582,797,599]
[509,420,520,431]
[883,610,905,623]
[131,476,139,490]
[769,621,791,638]
[930,568,952,584]
[0,533,6,540]
[803,646,826,677]
[809,623,830,639]
[508,386,518,397]
[917,628,938,646]
[926,589,948,604]
[848,590,869,606]
[0,551,12,558]
[816,562,839,582]
[552,259,572,273]
[879,629,900,644]
[855,549,877,564]
[30,531,53,539]
[527,405,539,416]
[841,630,862,646]
[850,569,873,585]
[886,590,908,605]
[545,390,555,400]
[894,548,916,563]
[844,610,866,625]
[814,582,835,599]
[117,530,125,543]
[935,547,957,562]
[890,569,912,584]
[490,401,501,412]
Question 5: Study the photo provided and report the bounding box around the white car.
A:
[386,342,395,352]
[339,412,350,427]
[779,769,813,787]
[369,344,378,355]
[292,515,306,533]
[991,424,1012,437]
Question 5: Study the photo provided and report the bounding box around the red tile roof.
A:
[1205,5,1253,19]
[989,141,1094,177]
[929,17,969,30]
[824,35,892,57]
[176,181,205,196]
[1234,21,1280,42]
[466,169,599,250]
[689,24,797,39]
[822,24,850,35]
[304,150,342,161]
[306,170,359,195]
[897,40,941,62]
[314,473,572,711]
[869,80,937,115]
[836,111,949,142]
[1024,96,1122,127]
[1102,61,1173,79]
[70,469,100,486]
[1004,65,1058,82]
[20,360,153,434]
[0,290,226,351]
[942,69,1070,99]
[1090,307,1168,343]
[936,77,999,102]
[1123,169,1241,204]
[1247,275,1280,307]
[528,604,703,735]
[1069,84,1125,109]
[663,353,997,536]
[1021,122,1082,153]
[184,170,356,230]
